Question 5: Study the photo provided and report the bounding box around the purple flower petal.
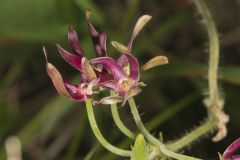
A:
[68,27,84,56]
[95,69,113,83]
[87,20,107,57]
[64,81,86,101]
[223,138,240,160]
[90,57,127,81]
[99,32,107,56]
[87,20,99,37]
[100,80,119,92]
[123,53,140,82]
[56,44,82,71]
[117,54,129,68]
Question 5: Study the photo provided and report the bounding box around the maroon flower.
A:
[44,12,169,105]
[90,15,168,103]
[90,54,141,100]
[223,138,240,160]
[43,46,98,102]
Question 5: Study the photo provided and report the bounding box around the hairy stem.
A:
[167,117,217,151]
[195,0,219,105]
[85,99,131,157]
[128,98,201,160]
[128,98,162,147]
[168,0,228,149]
[194,0,228,142]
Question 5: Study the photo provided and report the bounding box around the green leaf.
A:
[131,134,149,160]
[0,0,81,42]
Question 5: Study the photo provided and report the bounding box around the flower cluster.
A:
[44,11,168,105]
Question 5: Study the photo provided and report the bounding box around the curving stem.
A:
[85,99,131,157]
[110,91,135,139]
[128,97,201,160]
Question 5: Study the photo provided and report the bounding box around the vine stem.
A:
[128,98,201,160]
[194,0,220,105]
[110,92,135,139]
[167,0,228,150]
[167,117,217,151]
[85,99,131,157]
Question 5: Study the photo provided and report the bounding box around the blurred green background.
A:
[1,0,240,159]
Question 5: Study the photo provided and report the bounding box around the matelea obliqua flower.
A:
[91,15,168,104]
[44,11,168,104]
[43,12,110,102]
[223,138,240,160]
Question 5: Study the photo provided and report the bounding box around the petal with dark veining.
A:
[90,57,127,81]
[56,44,82,71]
[99,32,107,56]
[64,81,86,101]
[68,27,84,56]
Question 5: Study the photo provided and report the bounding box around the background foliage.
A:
[1,0,240,159]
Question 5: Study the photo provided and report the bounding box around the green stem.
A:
[159,146,201,160]
[167,117,217,151]
[110,91,135,139]
[194,0,220,105]
[128,98,201,160]
[85,99,131,157]
[128,98,162,147]
[193,0,228,142]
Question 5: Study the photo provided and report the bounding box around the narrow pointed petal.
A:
[99,32,107,56]
[81,57,97,81]
[94,96,124,105]
[86,10,107,57]
[125,86,142,100]
[111,41,130,54]
[223,138,240,160]
[142,56,168,71]
[87,22,107,57]
[121,86,142,106]
[43,46,49,63]
[86,10,98,36]
[64,81,86,101]
[68,27,84,56]
[124,53,140,81]
[46,63,71,98]
[90,57,127,81]
[128,15,152,50]
[43,47,72,98]
[56,44,82,71]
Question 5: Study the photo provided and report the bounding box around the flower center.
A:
[78,84,88,96]
[117,77,135,92]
